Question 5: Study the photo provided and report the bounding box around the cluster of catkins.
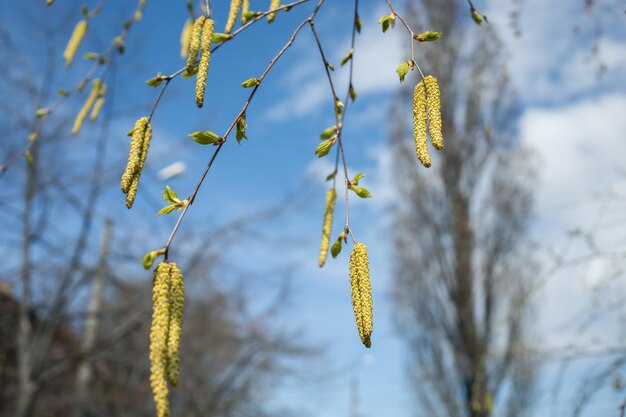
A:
[150,262,185,417]
[121,117,152,208]
[413,75,443,167]
[186,16,214,108]
[71,79,106,135]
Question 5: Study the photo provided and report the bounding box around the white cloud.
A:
[485,0,626,105]
[519,93,626,349]
[520,93,626,230]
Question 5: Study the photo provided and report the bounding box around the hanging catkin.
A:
[195,18,214,108]
[71,79,101,135]
[89,82,107,121]
[225,0,242,34]
[63,19,88,67]
[413,79,431,167]
[349,243,373,348]
[150,262,171,417]
[241,0,250,24]
[179,19,193,59]
[186,16,206,74]
[267,0,280,23]
[166,263,184,387]
[124,122,152,209]
[318,188,336,267]
[424,75,443,150]
[121,117,148,193]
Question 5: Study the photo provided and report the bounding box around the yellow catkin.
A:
[195,18,214,108]
[413,79,431,167]
[150,262,172,417]
[71,79,101,135]
[267,0,280,23]
[349,243,373,348]
[186,16,206,73]
[424,75,443,150]
[63,19,88,67]
[89,83,107,121]
[225,0,242,34]
[166,263,184,387]
[120,117,149,194]
[318,188,336,268]
[241,0,250,24]
[124,122,152,209]
[180,19,193,59]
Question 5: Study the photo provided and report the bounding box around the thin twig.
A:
[308,12,358,243]
[385,0,425,78]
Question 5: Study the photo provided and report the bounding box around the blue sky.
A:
[2,0,626,416]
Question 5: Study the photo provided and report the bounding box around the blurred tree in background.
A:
[389,1,537,416]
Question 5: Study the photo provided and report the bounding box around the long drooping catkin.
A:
[180,19,193,59]
[424,75,443,150]
[225,0,242,34]
[120,117,149,194]
[241,0,250,24]
[89,83,107,121]
[349,243,373,348]
[150,262,171,417]
[63,19,88,67]
[185,16,206,73]
[318,188,336,268]
[124,122,152,209]
[413,79,431,167]
[71,79,101,135]
[195,18,214,108]
[166,263,184,387]
[268,0,280,23]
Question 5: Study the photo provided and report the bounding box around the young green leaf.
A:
[236,113,248,144]
[349,84,357,102]
[189,130,223,145]
[243,11,262,21]
[162,185,180,204]
[330,239,343,258]
[351,173,365,185]
[142,249,164,270]
[212,33,234,43]
[35,108,50,118]
[414,31,442,42]
[348,174,372,198]
[241,77,260,88]
[335,99,345,119]
[83,52,100,60]
[348,184,372,198]
[314,137,336,158]
[355,14,362,33]
[157,204,178,216]
[146,72,168,87]
[182,66,198,78]
[378,13,395,33]
[57,89,69,97]
[396,60,411,83]
[340,49,354,66]
[326,62,335,71]
[320,125,337,140]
